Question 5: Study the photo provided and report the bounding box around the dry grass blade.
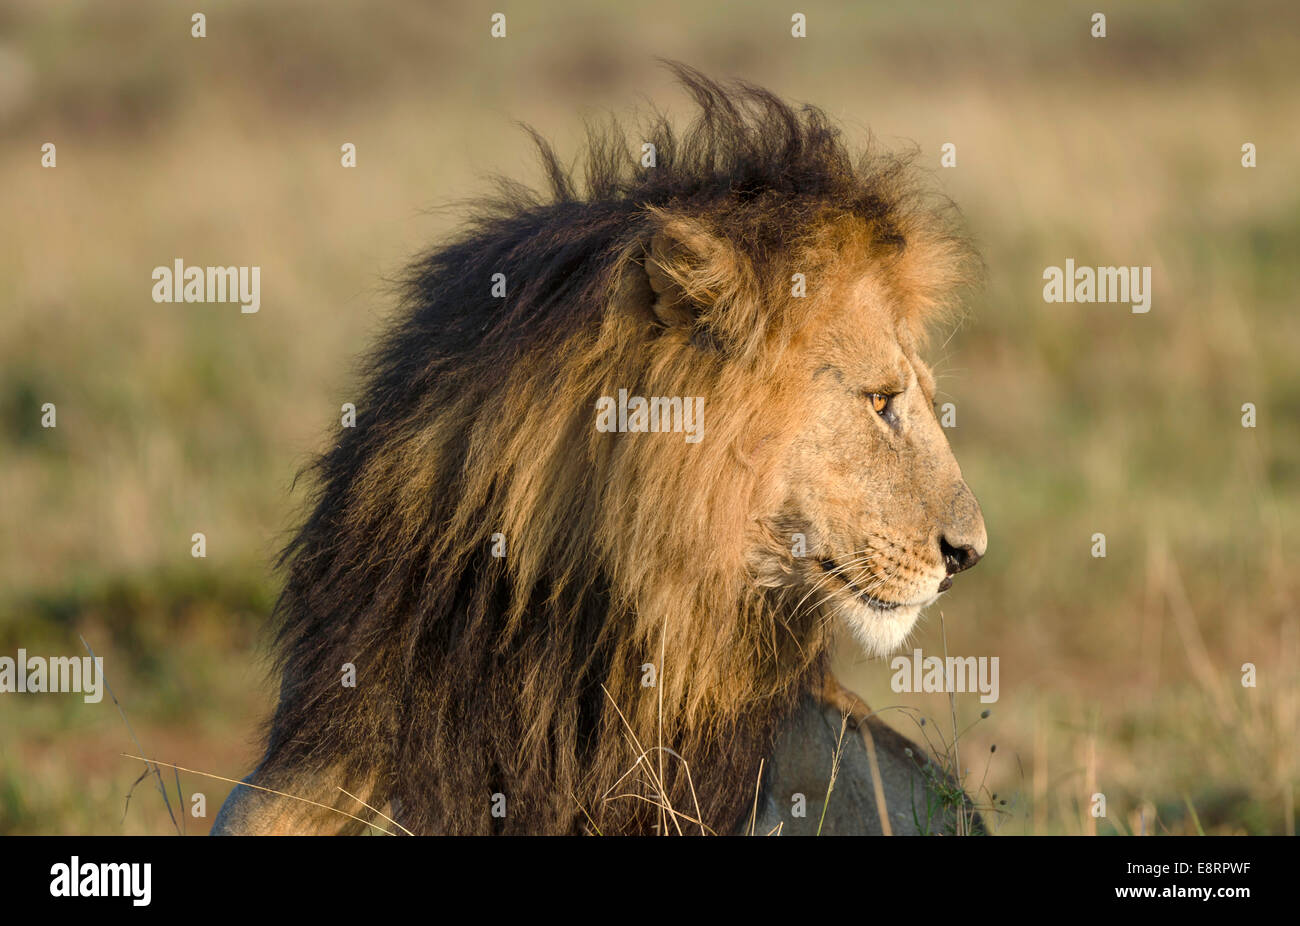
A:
[120,755,401,835]
[938,610,965,836]
[84,636,180,835]
[599,683,709,835]
[337,787,414,835]
[816,712,849,836]
[859,721,893,836]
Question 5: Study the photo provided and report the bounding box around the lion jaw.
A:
[838,597,934,658]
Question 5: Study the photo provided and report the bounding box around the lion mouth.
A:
[818,558,902,611]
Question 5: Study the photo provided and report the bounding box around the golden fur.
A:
[213,65,985,836]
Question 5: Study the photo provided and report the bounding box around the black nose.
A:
[940,537,982,579]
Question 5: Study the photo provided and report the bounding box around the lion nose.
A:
[935,479,986,592]
[941,537,982,575]
[936,537,983,592]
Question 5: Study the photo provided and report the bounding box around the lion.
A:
[212,65,987,836]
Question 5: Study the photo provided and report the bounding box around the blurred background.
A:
[1,0,1296,835]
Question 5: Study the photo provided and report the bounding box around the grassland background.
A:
[1,0,1296,835]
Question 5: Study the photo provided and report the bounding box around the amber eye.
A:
[868,393,889,414]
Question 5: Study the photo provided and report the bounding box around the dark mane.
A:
[257,64,955,835]
[391,63,921,353]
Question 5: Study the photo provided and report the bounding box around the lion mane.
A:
[259,65,969,835]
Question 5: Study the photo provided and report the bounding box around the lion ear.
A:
[611,217,759,351]
[644,219,751,328]
[611,217,748,327]
[643,226,709,328]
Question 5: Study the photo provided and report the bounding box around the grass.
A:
[2,0,1297,834]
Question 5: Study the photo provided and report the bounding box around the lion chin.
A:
[835,597,936,658]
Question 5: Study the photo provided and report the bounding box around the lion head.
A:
[631,205,987,662]
[250,65,986,836]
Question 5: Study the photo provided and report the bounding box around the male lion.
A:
[214,66,986,836]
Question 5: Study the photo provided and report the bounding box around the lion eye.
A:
[868,393,890,415]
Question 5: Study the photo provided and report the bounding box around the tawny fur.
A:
[251,64,977,835]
